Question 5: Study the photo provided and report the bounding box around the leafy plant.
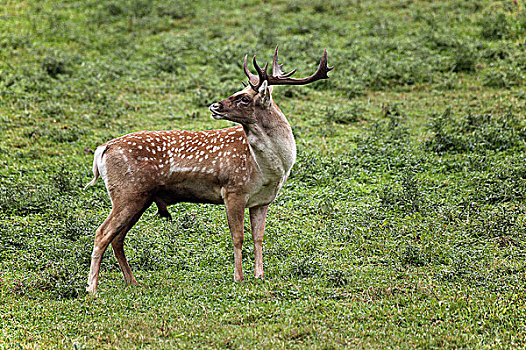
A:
[290,257,322,278]
[42,51,71,78]
[479,11,509,40]
[35,262,87,299]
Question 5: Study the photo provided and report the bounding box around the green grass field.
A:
[1,0,526,348]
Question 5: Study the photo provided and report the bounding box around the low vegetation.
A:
[1,0,525,348]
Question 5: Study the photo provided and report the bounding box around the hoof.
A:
[234,276,245,283]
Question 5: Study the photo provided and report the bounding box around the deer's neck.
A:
[244,104,296,181]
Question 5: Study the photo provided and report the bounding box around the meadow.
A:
[1,0,526,348]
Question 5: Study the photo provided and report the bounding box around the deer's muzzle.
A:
[209,103,226,120]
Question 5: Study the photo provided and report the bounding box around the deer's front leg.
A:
[250,205,268,279]
[224,192,247,282]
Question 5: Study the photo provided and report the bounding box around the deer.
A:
[85,46,332,293]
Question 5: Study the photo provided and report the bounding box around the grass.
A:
[1,0,526,348]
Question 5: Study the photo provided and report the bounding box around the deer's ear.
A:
[258,80,272,106]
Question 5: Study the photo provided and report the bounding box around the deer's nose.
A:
[210,102,222,111]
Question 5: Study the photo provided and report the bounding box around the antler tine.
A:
[251,55,269,91]
[280,69,297,78]
[272,45,281,76]
[262,61,269,76]
[272,45,296,78]
[243,55,259,89]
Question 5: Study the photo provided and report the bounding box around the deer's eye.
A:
[239,96,251,104]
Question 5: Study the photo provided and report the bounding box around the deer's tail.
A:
[84,146,106,189]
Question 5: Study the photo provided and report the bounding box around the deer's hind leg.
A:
[111,220,140,286]
[87,196,152,294]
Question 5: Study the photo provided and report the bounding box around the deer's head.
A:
[209,46,333,126]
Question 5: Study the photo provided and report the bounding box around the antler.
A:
[272,45,297,78]
[243,55,259,88]
[243,46,333,91]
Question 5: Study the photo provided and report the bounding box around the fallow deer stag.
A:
[85,46,332,293]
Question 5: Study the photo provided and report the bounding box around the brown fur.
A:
[86,88,295,293]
